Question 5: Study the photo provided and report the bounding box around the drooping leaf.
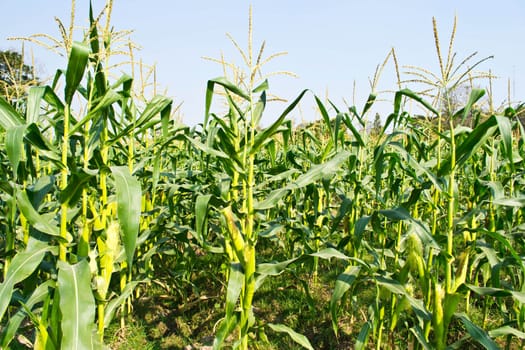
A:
[409,325,432,350]
[376,276,431,321]
[255,151,349,210]
[60,168,97,206]
[455,313,499,350]
[489,326,525,340]
[16,189,60,237]
[379,207,439,250]
[267,323,314,350]
[104,280,143,327]
[205,77,250,129]
[0,239,51,323]
[0,95,24,129]
[64,41,90,105]
[0,280,55,349]
[439,115,499,176]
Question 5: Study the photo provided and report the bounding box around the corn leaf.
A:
[455,313,499,350]
[1,280,55,349]
[489,326,525,339]
[195,194,212,246]
[250,89,309,155]
[213,263,243,349]
[0,239,51,323]
[205,77,250,129]
[6,124,27,179]
[267,323,314,350]
[330,266,361,335]
[111,166,141,269]
[0,95,24,129]
[379,207,439,250]
[493,197,525,207]
[410,325,432,350]
[16,189,60,237]
[354,321,372,350]
[64,41,90,105]
[255,150,349,210]
[376,276,431,321]
[439,115,499,176]
[104,280,143,328]
[57,260,96,350]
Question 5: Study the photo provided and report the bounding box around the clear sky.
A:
[1,1,524,126]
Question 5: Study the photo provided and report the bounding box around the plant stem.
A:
[59,104,71,261]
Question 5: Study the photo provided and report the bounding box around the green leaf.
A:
[394,89,438,117]
[455,313,499,350]
[195,194,212,246]
[26,86,46,124]
[60,169,97,206]
[489,326,525,339]
[250,89,309,155]
[439,115,499,176]
[1,280,55,349]
[342,113,365,147]
[16,189,61,237]
[314,96,333,137]
[466,284,525,304]
[452,88,486,122]
[6,124,27,179]
[379,207,439,250]
[205,77,250,128]
[185,135,230,159]
[69,88,122,134]
[65,42,90,105]
[110,95,172,145]
[330,266,361,335]
[267,323,314,350]
[361,93,377,117]
[252,79,269,93]
[310,247,351,261]
[388,141,443,191]
[104,280,143,327]
[57,260,96,350]
[0,238,50,323]
[111,166,142,269]
[256,257,300,276]
[409,325,432,350]
[493,197,525,207]
[494,114,514,169]
[354,321,372,350]
[0,95,24,129]
[214,263,243,349]
[255,151,349,210]
[376,276,431,321]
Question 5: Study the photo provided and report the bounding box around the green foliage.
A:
[1,3,525,350]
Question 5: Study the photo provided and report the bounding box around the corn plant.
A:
[0,1,174,348]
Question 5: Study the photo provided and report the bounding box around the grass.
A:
[107,257,513,349]
[106,259,359,349]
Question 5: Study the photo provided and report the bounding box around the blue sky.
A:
[1,1,524,126]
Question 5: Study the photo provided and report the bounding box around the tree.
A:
[0,49,39,102]
[370,112,383,138]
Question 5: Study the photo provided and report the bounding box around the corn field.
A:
[1,3,525,350]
